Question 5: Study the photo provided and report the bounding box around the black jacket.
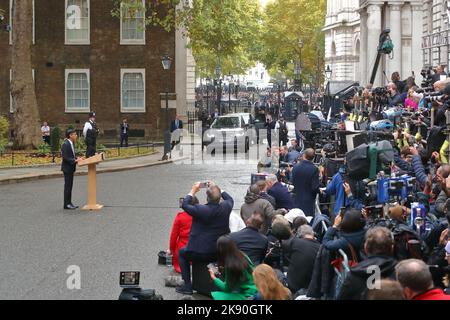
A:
[182,192,234,255]
[229,227,268,266]
[338,255,397,300]
[120,123,130,135]
[286,237,320,293]
[61,139,77,174]
[307,244,335,299]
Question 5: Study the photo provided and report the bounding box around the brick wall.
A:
[0,0,176,139]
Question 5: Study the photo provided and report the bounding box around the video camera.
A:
[372,87,388,96]
[365,204,385,221]
[377,175,416,204]
[421,67,434,88]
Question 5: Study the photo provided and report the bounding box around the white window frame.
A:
[120,69,146,113]
[10,69,35,113]
[120,0,146,45]
[9,0,35,45]
[64,0,90,45]
[65,69,90,113]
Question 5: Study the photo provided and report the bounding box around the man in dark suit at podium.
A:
[61,129,82,210]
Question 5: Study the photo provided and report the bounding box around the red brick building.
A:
[0,0,176,140]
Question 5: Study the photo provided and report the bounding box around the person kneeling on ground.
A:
[169,196,197,273]
[229,212,269,266]
[176,182,234,295]
[209,235,258,300]
[286,225,320,295]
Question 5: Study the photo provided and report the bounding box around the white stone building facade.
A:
[324,0,424,87]
[323,0,361,83]
[422,0,450,69]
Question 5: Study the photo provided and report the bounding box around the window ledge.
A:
[120,109,146,113]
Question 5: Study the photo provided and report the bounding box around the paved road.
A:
[0,148,258,299]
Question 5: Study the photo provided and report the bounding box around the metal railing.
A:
[0,142,156,167]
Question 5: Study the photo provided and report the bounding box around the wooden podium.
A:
[78,153,105,211]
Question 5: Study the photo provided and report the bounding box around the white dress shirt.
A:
[67,139,75,157]
[83,121,93,138]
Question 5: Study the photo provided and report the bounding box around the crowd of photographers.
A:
[165,67,450,300]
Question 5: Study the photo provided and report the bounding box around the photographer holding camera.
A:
[176,181,234,295]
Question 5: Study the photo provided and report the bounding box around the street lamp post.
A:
[206,76,211,115]
[227,75,234,113]
[215,65,222,115]
[299,40,303,91]
[161,49,173,160]
[325,65,333,121]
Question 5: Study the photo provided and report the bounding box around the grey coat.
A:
[240,191,285,234]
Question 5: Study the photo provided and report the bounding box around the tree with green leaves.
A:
[260,0,326,87]
[111,0,263,77]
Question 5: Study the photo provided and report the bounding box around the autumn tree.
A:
[260,0,326,87]
[10,0,42,150]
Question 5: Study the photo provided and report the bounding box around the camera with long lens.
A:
[372,87,388,96]
[423,92,445,104]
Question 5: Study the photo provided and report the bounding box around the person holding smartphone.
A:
[176,181,234,295]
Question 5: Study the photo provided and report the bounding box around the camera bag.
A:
[158,251,167,265]
[119,288,163,301]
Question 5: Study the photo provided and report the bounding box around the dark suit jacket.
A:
[286,237,320,293]
[120,123,130,135]
[182,192,234,255]
[267,182,295,210]
[229,227,268,266]
[170,119,183,133]
[61,139,77,174]
[292,160,320,215]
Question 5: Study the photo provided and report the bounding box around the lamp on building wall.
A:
[325,65,332,81]
[161,49,173,160]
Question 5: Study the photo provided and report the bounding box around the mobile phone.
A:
[207,263,220,276]
[120,271,140,288]
[179,197,184,208]
[339,207,346,218]
[199,182,209,188]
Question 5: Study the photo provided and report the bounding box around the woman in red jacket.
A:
[169,197,197,273]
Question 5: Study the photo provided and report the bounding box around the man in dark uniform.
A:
[83,112,98,158]
[120,118,129,147]
[170,114,183,150]
[61,129,82,210]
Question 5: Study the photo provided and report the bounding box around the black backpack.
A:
[391,223,428,261]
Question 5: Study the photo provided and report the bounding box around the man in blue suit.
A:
[177,181,234,295]
[266,174,295,210]
[292,148,320,216]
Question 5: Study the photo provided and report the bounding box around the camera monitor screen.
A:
[120,271,140,287]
